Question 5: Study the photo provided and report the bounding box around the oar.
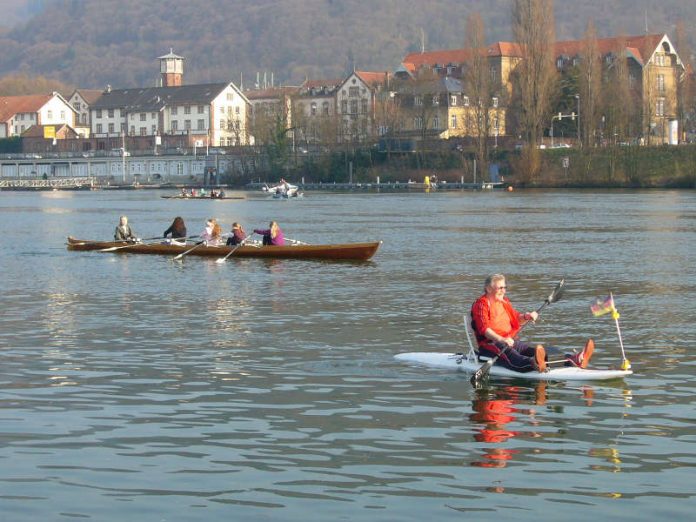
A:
[470,279,566,386]
[215,238,248,264]
[98,235,196,252]
[172,241,205,261]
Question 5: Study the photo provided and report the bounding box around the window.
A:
[171,106,178,115]
[432,96,439,106]
[184,119,191,130]
[323,102,330,115]
[450,95,457,106]
[60,111,65,119]
[151,112,157,119]
[121,123,126,133]
[198,105,205,114]
[184,106,191,115]
[140,113,146,121]
[219,119,225,130]
[490,66,497,82]
[311,103,317,115]
[219,106,225,114]
[108,123,114,133]
[463,96,470,107]
[96,123,102,133]
[197,119,205,130]
[450,115,457,128]
[227,93,234,101]
[657,74,665,94]
[152,124,157,134]
[433,116,440,129]
[172,120,178,131]
[341,100,348,114]
[414,95,423,106]
[235,106,240,114]
[108,109,114,117]
[47,110,53,119]
[414,116,423,129]
[656,98,665,117]
[74,102,81,111]
[349,86,360,97]
[81,114,87,124]
[140,126,146,136]
[492,97,499,108]
[350,100,358,114]
[130,125,135,135]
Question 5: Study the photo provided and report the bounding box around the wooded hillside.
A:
[0,0,693,90]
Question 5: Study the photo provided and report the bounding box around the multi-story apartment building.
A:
[88,52,250,150]
[336,71,390,143]
[397,33,685,144]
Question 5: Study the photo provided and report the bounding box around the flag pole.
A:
[610,292,631,370]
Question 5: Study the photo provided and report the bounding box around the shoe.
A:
[534,344,547,373]
[579,339,594,369]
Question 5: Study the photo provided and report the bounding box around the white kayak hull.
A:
[394,352,632,381]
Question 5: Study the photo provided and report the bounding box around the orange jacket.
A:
[471,294,521,352]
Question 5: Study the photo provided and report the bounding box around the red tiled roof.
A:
[355,70,391,86]
[0,94,52,122]
[402,34,667,69]
[554,34,665,64]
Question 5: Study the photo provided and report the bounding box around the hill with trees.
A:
[0,0,693,91]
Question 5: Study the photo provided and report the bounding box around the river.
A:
[1,188,694,521]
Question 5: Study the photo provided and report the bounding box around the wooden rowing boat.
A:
[66,237,381,261]
[160,195,245,200]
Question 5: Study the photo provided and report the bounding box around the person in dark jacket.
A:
[164,216,187,239]
[226,222,247,246]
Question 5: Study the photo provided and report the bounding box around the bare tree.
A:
[578,20,601,147]
[463,12,491,179]
[602,35,639,145]
[511,0,557,181]
[675,21,693,142]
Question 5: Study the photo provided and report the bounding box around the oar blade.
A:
[470,359,494,385]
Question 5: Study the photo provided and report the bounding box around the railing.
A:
[0,177,96,189]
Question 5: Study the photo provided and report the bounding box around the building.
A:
[293,78,343,145]
[398,33,685,144]
[86,51,250,151]
[66,88,103,137]
[336,71,390,143]
[90,81,250,150]
[0,92,76,138]
[245,86,300,145]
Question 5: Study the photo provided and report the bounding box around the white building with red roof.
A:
[0,92,76,138]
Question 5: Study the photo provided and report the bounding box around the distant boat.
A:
[262,180,303,198]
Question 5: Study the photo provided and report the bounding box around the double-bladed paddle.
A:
[470,279,565,386]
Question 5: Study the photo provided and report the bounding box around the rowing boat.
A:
[66,237,381,261]
[394,352,632,381]
[160,195,245,200]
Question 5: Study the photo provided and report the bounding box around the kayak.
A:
[394,352,633,381]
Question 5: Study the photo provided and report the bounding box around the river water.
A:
[1,188,694,521]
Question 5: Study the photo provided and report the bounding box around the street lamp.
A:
[574,94,581,148]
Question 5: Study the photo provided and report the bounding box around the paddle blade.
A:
[547,278,565,304]
[215,258,226,264]
[470,359,494,385]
